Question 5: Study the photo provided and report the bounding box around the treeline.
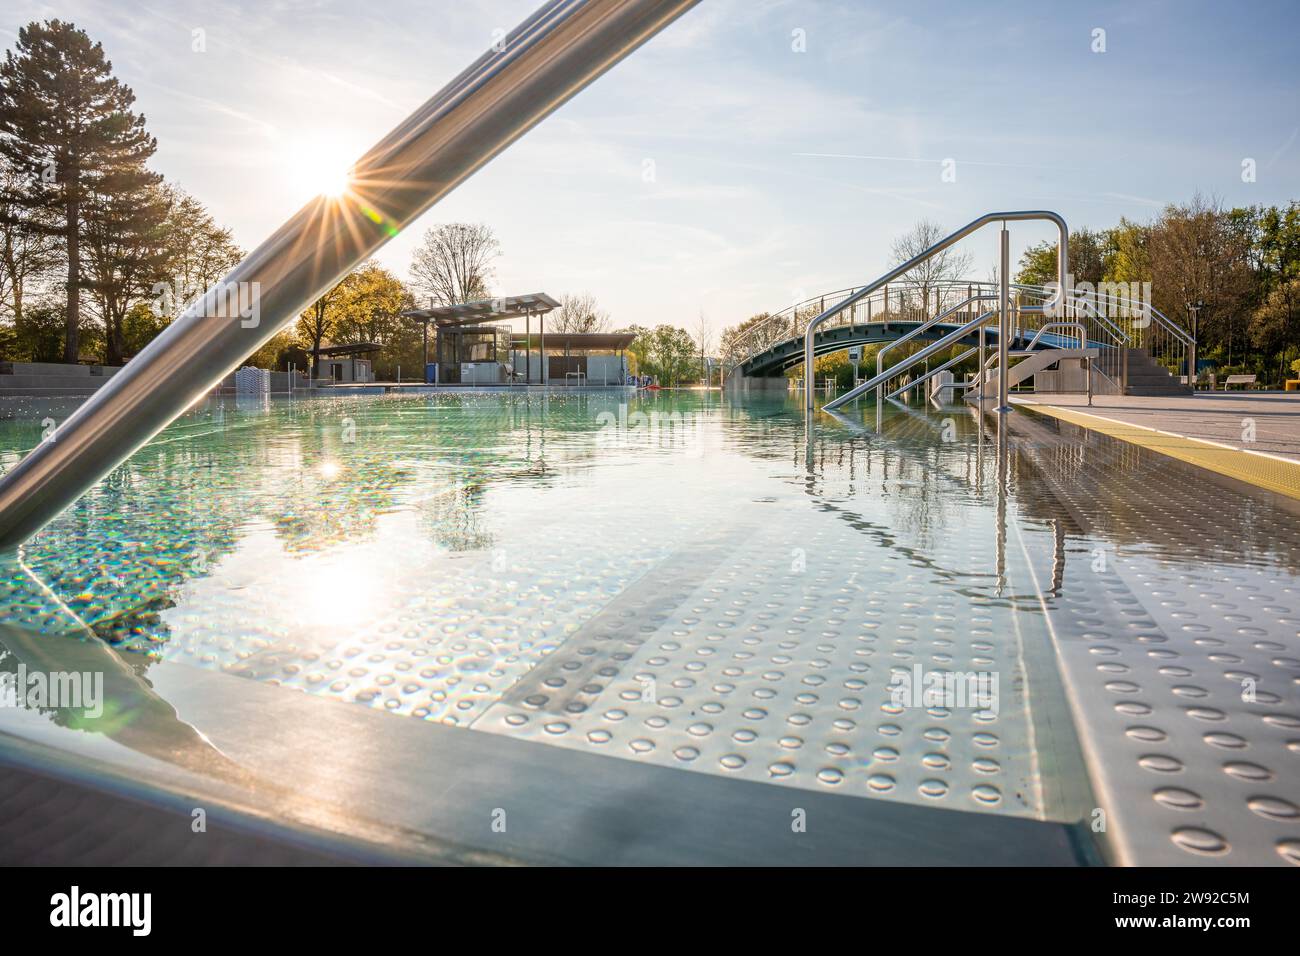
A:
[1018,194,1300,383]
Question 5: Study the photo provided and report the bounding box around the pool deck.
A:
[1014,392,1300,500]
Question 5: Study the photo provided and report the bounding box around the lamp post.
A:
[1185,300,1203,391]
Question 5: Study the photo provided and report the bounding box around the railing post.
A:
[998,226,1011,412]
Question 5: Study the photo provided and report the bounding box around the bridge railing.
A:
[722,279,1005,374]
[724,276,1193,396]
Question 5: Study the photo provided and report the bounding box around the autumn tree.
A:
[153,183,243,320]
[1146,195,1255,364]
[297,283,346,378]
[297,261,416,378]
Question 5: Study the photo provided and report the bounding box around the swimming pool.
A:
[0,390,1296,865]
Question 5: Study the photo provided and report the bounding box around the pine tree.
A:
[0,20,158,363]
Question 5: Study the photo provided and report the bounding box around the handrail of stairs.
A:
[824,310,998,411]
[872,292,997,404]
[883,346,979,401]
[804,211,1069,414]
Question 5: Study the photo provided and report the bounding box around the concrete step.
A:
[1126,372,1183,384]
[0,374,113,390]
[0,362,121,378]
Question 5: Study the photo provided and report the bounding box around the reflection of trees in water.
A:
[1,392,693,644]
[417,478,493,552]
[270,457,410,554]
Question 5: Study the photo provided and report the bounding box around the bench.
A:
[1223,374,1257,390]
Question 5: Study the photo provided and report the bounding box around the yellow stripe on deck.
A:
[1024,403,1300,500]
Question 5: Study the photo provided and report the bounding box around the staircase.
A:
[1123,347,1192,396]
[966,347,1101,404]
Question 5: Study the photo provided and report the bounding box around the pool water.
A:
[1,390,1297,864]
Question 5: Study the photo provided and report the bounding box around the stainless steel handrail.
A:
[883,346,978,401]
[727,277,1154,376]
[824,309,999,410]
[873,292,997,403]
[803,211,1068,413]
[0,0,701,549]
[1025,322,1087,351]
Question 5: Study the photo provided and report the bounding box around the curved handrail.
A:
[726,274,1190,377]
[1025,322,1088,350]
[802,212,1068,411]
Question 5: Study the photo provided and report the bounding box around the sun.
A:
[286,136,357,200]
[305,155,354,198]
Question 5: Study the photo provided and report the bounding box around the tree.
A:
[153,183,243,320]
[8,301,64,361]
[1255,201,1300,291]
[694,311,712,384]
[0,158,60,328]
[0,20,160,362]
[1250,278,1300,380]
[719,311,787,368]
[1016,226,1112,286]
[889,219,972,315]
[82,177,170,363]
[409,222,498,306]
[551,292,608,333]
[296,262,415,378]
[1105,218,1152,285]
[297,283,346,377]
[625,324,696,387]
[331,260,416,378]
[1146,194,1254,364]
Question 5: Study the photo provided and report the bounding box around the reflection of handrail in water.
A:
[0,558,476,860]
[812,408,1050,605]
[2,558,256,781]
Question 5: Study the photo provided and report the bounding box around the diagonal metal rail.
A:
[824,310,998,409]
[0,0,700,550]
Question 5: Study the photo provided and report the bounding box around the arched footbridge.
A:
[736,319,1036,378]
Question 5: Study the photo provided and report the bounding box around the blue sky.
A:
[4,0,1299,338]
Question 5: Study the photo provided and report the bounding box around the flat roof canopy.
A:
[313,342,382,356]
[402,293,560,328]
[511,332,636,351]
